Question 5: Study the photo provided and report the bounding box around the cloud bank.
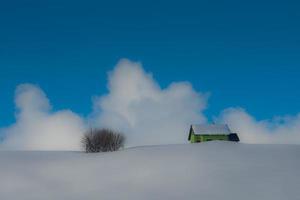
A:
[219,108,300,144]
[92,59,208,146]
[1,59,300,150]
[0,84,85,150]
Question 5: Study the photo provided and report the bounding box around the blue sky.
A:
[0,0,300,128]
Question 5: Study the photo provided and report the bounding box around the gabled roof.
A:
[191,124,231,135]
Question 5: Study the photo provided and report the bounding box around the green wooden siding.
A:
[190,133,229,143]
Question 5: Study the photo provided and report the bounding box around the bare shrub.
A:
[82,129,125,153]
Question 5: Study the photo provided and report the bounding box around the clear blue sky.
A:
[0,0,300,127]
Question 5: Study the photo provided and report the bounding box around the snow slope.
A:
[1,142,300,200]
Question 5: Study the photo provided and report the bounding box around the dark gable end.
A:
[228,133,240,142]
[188,125,193,141]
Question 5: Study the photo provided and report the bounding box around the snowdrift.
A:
[1,142,300,200]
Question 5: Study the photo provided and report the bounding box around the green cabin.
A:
[188,124,239,143]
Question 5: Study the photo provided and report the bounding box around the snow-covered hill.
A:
[1,142,300,200]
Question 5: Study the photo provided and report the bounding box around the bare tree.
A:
[82,129,125,153]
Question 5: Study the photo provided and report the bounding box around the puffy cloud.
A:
[2,59,300,150]
[0,84,85,150]
[219,108,300,144]
[92,59,208,146]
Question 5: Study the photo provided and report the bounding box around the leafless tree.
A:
[82,128,125,153]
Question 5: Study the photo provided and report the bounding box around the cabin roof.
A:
[191,124,231,135]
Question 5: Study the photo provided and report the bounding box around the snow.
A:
[0,142,300,200]
[191,124,232,135]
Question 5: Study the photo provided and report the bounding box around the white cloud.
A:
[92,59,208,146]
[0,84,85,150]
[1,59,300,150]
[219,108,300,144]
